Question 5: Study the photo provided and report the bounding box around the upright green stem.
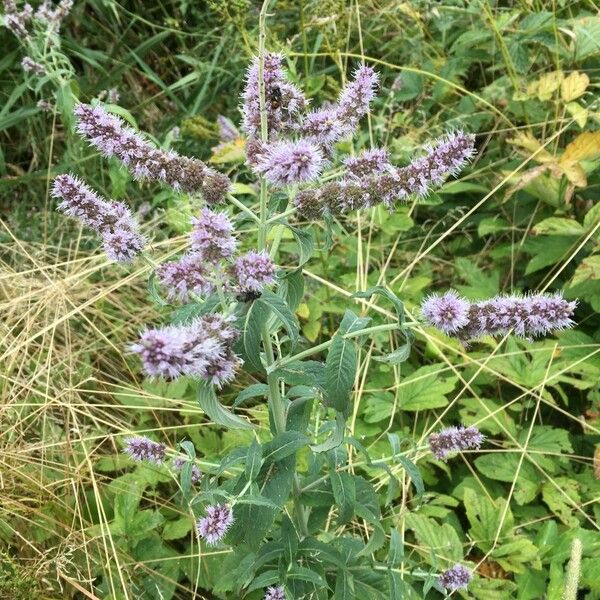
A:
[255,0,309,538]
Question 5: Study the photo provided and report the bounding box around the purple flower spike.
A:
[421,291,471,334]
[52,174,144,262]
[231,250,276,294]
[217,115,239,142]
[438,564,473,592]
[301,108,344,148]
[131,314,241,386]
[73,103,230,202]
[196,504,234,545]
[21,56,45,75]
[429,426,484,461]
[3,0,32,38]
[421,291,577,341]
[156,254,214,302]
[172,457,202,483]
[292,130,476,217]
[264,585,286,600]
[102,228,145,263]
[344,148,391,179]
[405,131,476,196]
[190,208,237,263]
[256,139,323,186]
[241,52,307,139]
[336,65,379,135]
[123,436,166,464]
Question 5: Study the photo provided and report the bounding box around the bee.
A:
[269,86,282,110]
[236,290,263,303]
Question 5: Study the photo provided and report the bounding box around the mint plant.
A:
[48,9,579,599]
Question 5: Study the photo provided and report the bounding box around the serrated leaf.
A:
[287,224,316,266]
[330,471,356,523]
[196,385,254,430]
[324,332,357,412]
[561,71,589,102]
[311,412,346,453]
[405,513,463,562]
[560,131,600,164]
[352,286,406,324]
[162,517,193,540]
[532,217,584,236]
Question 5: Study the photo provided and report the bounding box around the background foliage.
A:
[1,0,600,598]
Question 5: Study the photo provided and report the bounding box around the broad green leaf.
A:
[234,383,269,407]
[239,300,268,373]
[541,477,580,527]
[404,513,463,562]
[162,517,193,540]
[287,224,316,266]
[475,454,539,504]
[398,365,458,411]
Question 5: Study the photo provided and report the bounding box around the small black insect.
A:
[236,290,263,303]
[269,86,282,110]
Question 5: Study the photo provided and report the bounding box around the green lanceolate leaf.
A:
[239,300,269,373]
[245,438,263,481]
[258,289,300,347]
[311,412,346,453]
[287,223,316,266]
[233,383,269,407]
[196,385,254,430]
[352,286,406,324]
[324,332,357,412]
[280,268,305,312]
[330,471,356,523]
[262,430,309,463]
[147,272,168,306]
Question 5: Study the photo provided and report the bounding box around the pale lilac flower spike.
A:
[344,148,391,179]
[421,291,577,341]
[156,255,214,302]
[231,251,276,295]
[264,585,286,600]
[190,208,237,263]
[52,173,145,263]
[429,426,484,461]
[123,436,166,464]
[21,56,45,75]
[438,564,472,592]
[294,130,475,218]
[74,103,230,203]
[256,139,324,186]
[131,314,241,386]
[421,290,470,334]
[196,504,234,545]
